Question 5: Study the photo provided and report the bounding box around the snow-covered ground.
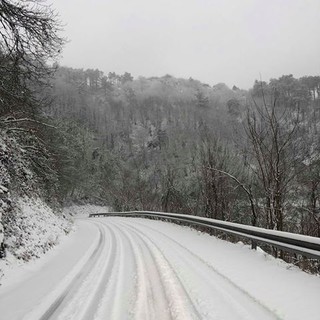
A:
[0,198,72,285]
[0,215,319,320]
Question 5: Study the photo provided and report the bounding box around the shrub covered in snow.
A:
[0,198,72,283]
[0,128,72,281]
[3,198,72,261]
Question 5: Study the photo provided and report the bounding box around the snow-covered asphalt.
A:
[1,217,320,320]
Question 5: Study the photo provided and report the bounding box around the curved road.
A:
[1,217,319,320]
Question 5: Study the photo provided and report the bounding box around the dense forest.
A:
[0,0,320,263]
[45,69,320,238]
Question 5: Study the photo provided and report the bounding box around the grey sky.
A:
[51,0,320,89]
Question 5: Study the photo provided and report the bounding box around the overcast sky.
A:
[51,0,320,89]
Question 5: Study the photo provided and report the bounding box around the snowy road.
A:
[0,217,320,320]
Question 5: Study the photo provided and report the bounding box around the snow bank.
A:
[0,198,73,284]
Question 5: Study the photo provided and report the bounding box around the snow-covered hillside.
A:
[0,129,73,283]
[0,198,72,284]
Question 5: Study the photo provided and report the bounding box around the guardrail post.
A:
[251,240,257,250]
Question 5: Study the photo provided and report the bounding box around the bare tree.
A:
[245,90,300,231]
[0,0,64,257]
[0,0,64,116]
[0,0,63,69]
[208,167,258,226]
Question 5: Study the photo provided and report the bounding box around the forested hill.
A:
[46,67,320,238]
[47,68,246,211]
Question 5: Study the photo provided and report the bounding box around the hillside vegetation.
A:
[47,68,320,238]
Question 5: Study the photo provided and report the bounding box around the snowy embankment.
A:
[0,129,74,284]
[0,198,72,285]
[0,214,319,320]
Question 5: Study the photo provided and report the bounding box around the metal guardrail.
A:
[89,211,320,259]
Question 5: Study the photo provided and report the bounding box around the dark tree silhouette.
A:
[0,0,64,116]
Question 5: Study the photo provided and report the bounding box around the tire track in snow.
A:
[109,220,172,320]
[119,218,281,320]
[56,222,117,320]
[78,223,117,320]
[113,220,202,320]
[36,222,106,320]
[92,220,136,320]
